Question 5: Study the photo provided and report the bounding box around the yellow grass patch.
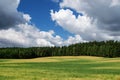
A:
[0,56,119,63]
[100,59,120,62]
[0,56,102,63]
[52,56,102,59]
[92,67,120,69]
[1,57,59,63]
[51,56,103,61]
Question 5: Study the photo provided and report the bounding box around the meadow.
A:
[0,56,120,80]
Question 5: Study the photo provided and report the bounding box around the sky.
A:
[18,0,73,39]
[0,0,120,47]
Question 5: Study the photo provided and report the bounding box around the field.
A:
[0,56,120,80]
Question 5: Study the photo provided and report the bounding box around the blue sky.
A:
[18,0,73,40]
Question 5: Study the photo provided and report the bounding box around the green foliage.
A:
[0,40,120,58]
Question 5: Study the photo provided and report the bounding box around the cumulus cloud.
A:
[63,35,86,46]
[51,9,98,41]
[23,14,32,22]
[0,23,84,47]
[60,0,120,32]
[0,0,27,29]
[51,9,96,34]
[0,23,54,47]
[51,0,120,41]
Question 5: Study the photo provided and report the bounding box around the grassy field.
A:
[0,56,120,80]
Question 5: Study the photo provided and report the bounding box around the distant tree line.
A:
[0,40,120,59]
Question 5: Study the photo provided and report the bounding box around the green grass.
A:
[0,56,120,80]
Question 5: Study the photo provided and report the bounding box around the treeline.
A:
[0,40,120,58]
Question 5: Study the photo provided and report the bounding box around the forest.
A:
[0,40,120,59]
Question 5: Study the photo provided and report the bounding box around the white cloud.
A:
[111,0,120,7]
[0,23,84,47]
[51,0,120,41]
[60,0,120,32]
[36,39,54,47]
[51,9,99,41]
[63,35,86,46]
[0,23,55,47]
[23,14,32,22]
[60,0,81,13]
[51,9,96,34]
